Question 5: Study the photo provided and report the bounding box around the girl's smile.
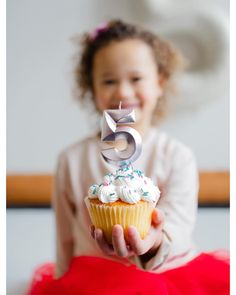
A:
[109,101,141,110]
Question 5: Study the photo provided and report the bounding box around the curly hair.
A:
[72,19,185,123]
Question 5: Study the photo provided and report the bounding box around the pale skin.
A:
[91,210,165,261]
[91,39,165,262]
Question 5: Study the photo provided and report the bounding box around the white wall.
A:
[7,0,229,173]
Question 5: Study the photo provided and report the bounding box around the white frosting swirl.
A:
[138,186,160,203]
[88,184,99,199]
[103,173,114,185]
[118,186,141,204]
[97,184,119,203]
[88,165,160,204]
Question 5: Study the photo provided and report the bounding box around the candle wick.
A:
[119,101,122,110]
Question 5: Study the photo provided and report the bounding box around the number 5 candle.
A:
[100,103,142,166]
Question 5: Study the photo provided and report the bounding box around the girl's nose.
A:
[115,81,134,101]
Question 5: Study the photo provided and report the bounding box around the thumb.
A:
[151,208,164,227]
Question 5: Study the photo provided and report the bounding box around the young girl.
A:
[27,20,229,295]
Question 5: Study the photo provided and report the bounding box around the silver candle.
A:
[101,103,142,166]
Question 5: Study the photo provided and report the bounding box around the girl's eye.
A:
[132,77,142,83]
[103,80,115,85]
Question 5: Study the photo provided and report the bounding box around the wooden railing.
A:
[7,171,230,207]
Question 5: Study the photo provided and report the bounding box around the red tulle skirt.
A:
[26,252,229,295]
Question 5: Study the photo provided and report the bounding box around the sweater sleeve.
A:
[143,144,199,271]
[52,152,76,278]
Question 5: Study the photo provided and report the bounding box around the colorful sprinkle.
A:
[92,188,97,194]
[115,175,125,179]
[134,170,143,177]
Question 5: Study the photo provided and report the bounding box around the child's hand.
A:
[90,208,164,258]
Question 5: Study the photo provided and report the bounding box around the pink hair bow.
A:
[89,22,108,41]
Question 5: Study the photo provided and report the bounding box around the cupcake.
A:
[84,165,160,244]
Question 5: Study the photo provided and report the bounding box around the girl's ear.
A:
[158,73,167,87]
[155,74,165,97]
[157,73,167,97]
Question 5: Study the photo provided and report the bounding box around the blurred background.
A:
[7,0,229,294]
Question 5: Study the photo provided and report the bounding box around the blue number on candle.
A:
[100,109,142,166]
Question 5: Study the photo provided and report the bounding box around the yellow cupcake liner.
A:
[85,197,154,244]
